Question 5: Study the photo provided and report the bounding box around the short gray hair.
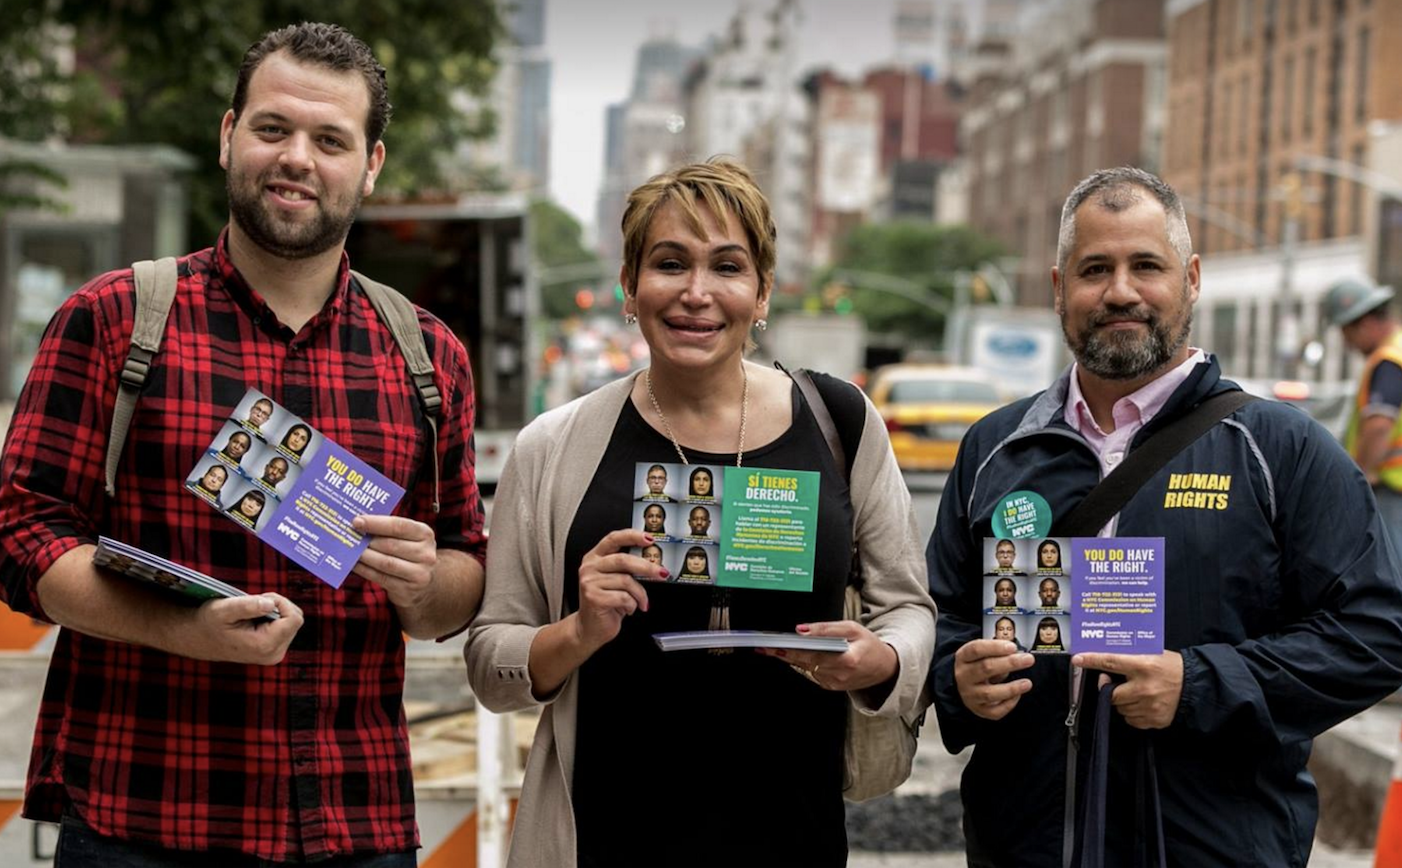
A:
[1056,167,1192,275]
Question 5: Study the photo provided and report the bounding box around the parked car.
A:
[867,364,1010,472]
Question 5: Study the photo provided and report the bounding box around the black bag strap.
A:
[787,366,848,481]
[1057,389,1258,536]
[781,363,864,592]
[1061,387,1256,868]
[1077,681,1167,868]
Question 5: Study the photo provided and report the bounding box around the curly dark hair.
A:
[231,22,392,152]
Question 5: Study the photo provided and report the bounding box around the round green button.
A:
[992,490,1052,540]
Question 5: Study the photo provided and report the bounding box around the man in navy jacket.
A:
[927,166,1402,866]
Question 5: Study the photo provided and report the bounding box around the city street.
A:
[2,0,1401,863]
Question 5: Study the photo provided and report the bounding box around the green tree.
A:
[815,221,1004,341]
[0,2,98,214]
[3,0,500,240]
[531,198,606,320]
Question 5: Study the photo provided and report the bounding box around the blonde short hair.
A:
[620,157,776,292]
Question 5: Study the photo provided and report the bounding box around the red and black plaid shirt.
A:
[0,231,486,861]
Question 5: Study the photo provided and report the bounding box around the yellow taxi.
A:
[867,364,1008,471]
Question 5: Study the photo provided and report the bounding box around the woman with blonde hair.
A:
[466,157,935,867]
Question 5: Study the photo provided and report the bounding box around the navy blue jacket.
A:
[928,357,1402,867]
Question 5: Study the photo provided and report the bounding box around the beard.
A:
[1062,279,1194,381]
[225,158,365,260]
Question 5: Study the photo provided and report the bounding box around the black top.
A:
[567,385,854,868]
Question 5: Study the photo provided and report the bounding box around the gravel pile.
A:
[846,790,965,852]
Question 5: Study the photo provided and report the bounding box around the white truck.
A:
[762,313,867,381]
[344,194,537,489]
[946,306,1066,398]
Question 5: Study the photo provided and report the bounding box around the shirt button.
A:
[1107,452,1122,465]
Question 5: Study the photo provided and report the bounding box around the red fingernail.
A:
[796,624,810,633]
[774,650,787,658]
[644,534,654,543]
[659,568,669,578]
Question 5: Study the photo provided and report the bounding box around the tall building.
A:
[802,63,965,265]
[595,34,698,265]
[682,2,796,160]
[960,0,1167,303]
[676,1,813,285]
[863,66,962,221]
[598,5,822,274]
[805,73,882,267]
[509,0,551,191]
[452,0,551,193]
[1163,0,1402,383]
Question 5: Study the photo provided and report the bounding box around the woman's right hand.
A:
[527,529,667,699]
[572,529,666,652]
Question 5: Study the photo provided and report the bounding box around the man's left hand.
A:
[351,514,438,609]
[1071,650,1184,730]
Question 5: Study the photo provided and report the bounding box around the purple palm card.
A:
[1069,537,1164,654]
[261,445,404,588]
[188,389,404,589]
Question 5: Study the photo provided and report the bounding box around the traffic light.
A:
[970,273,990,302]
[1280,172,1304,219]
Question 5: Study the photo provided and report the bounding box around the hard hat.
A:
[1322,278,1395,327]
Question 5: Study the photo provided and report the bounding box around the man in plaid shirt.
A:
[0,23,486,866]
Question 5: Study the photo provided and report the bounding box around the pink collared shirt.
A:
[1064,349,1207,535]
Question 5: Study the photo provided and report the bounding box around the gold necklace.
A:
[645,365,749,468]
[645,365,749,643]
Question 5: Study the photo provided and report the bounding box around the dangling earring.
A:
[624,313,637,325]
[755,319,768,332]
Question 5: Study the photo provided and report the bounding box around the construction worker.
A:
[1324,276,1402,547]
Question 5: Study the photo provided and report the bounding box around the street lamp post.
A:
[1278,172,1304,380]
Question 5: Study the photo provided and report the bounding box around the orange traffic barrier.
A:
[0,799,20,830]
[1376,727,1402,868]
[0,604,50,651]
[421,799,518,868]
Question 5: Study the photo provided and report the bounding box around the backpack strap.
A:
[351,270,444,513]
[106,257,179,496]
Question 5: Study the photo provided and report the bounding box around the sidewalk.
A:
[848,843,1372,867]
[843,706,1391,867]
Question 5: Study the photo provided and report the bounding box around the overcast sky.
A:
[544,0,905,241]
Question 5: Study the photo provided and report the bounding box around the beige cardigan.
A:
[464,372,936,868]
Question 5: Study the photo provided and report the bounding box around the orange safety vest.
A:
[1345,330,1402,491]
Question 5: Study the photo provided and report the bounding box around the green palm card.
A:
[716,466,820,592]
